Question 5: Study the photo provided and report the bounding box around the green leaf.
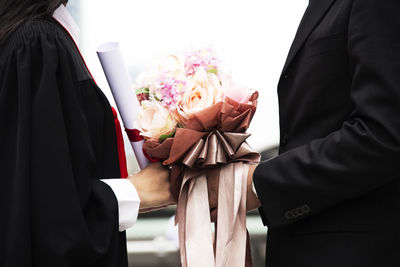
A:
[159,131,176,141]
[207,68,218,75]
[136,87,150,95]
[154,95,162,102]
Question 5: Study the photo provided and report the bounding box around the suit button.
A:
[284,211,294,220]
[285,205,311,221]
[295,207,304,217]
[281,133,289,146]
[302,204,311,214]
[283,74,289,79]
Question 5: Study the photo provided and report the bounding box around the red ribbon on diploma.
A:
[125,129,144,142]
[125,128,160,163]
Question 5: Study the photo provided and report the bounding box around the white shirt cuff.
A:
[252,180,259,199]
[101,178,141,232]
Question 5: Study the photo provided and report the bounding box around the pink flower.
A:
[184,49,219,77]
[219,72,254,103]
[135,55,185,95]
[177,68,223,122]
[152,76,186,110]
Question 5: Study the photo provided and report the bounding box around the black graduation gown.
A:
[0,19,128,267]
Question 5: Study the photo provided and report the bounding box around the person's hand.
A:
[246,164,261,211]
[128,162,175,212]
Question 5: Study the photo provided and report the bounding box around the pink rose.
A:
[177,69,223,122]
[220,72,255,104]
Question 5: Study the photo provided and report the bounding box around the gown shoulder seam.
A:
[2,19,66,51]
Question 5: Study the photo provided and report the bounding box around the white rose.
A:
[135,100,177,140]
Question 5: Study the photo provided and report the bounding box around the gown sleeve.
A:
[0,20,128,267]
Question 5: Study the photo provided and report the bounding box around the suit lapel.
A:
[281,0,337,76]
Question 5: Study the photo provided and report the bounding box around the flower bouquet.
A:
[134,49,260,267]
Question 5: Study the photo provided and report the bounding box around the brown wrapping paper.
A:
[143,92,260,267]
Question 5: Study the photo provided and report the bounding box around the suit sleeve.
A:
[0,21,127,266]
[253,0,400,228]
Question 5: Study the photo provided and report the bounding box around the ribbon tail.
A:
[177,171,215,267]
[245,230,253,267]
[177,175,189,267]
[215,162,249,267]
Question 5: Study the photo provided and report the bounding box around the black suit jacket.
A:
[253,0,400,266]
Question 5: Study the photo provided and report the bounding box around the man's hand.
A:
[128,163,175,212]
[246,164,261,211]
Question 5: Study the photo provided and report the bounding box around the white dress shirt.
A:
[53,5,140,232]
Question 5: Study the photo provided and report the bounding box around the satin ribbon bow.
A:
[175,129,260,267]
[182,130,257,168]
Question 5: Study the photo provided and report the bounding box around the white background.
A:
[71,0,308,167]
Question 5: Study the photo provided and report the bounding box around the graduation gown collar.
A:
[53,5,80,45]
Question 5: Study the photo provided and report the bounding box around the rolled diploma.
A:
[97,42,150,169]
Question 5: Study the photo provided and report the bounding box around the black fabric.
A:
[0,19,128,267]
[253,0,400,266]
